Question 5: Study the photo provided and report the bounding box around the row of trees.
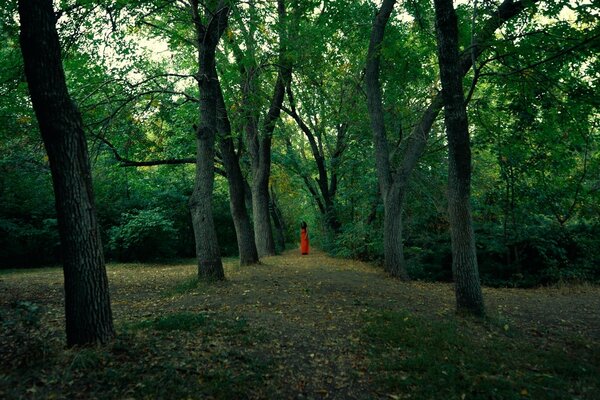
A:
[2,0,598,344]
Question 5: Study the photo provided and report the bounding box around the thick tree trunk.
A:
[18,0,114,346]
[215,76,259,266]
[220,137,258,265]
[189,1,228,280]
[434,0,484,316]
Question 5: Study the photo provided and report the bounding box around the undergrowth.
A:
[362,310,599,399]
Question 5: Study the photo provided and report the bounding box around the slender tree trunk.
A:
[18,0,114,346]
[189,0,229,280]
[365,0,411,279]
[434,0,484,316]
[245,0,290,258]
[242,68,276,258]
[270,186,286,252]
[283,85,342,235]
[383,185,410,279]
[215,76,259,266]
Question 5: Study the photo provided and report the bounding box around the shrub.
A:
[108,208,178,261]
[475,222,600,287]
[331,221,383,262]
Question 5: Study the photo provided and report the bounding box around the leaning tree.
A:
[18,0,114,345]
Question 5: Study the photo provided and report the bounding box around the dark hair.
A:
[301,221,307,229]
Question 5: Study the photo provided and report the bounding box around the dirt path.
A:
[1,250,599,399]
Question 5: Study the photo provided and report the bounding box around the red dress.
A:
[300,227,309,255]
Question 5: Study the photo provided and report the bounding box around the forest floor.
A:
[1,250,599,399]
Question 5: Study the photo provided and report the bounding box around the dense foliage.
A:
[1,0,598,286]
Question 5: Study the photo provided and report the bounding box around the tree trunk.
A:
[383,185,410,279]
[365,0,411,280]
[242,66,276,258]
[244,0,290,258]
[189,1,229,280]
[18,0,114,346]
[215,75,259,266]
[270,186,286,252]
[251,175,276,257]
[434,0,485,316]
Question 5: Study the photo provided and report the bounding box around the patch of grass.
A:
[165,276,202,296]
[128,312,209,332]
[0,266,60,275]
[362,310,599,399]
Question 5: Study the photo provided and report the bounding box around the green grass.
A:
[362,310,599,399]
[166,276,203,295]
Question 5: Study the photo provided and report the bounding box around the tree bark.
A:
[434,0,485,316]
[365,0,411,279]
[244,0,291,258]
[383,185,409,279]
[18,0,114,346]
[215,73,259,266]
[188,0,229,280]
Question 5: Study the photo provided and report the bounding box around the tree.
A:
[433,0,484,316]
[365,0,545,279]
[365,0,411,279]
[188,0,230,280]
[233,0,292,257]
[18,0,114,345]
[215,73,260,265]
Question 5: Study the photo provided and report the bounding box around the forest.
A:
[1,0,599,398]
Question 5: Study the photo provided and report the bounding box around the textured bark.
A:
[251,179,275,257]
[18,0,114,346]
[383,185,409,279]
[244,0,291,258]
[189,0,229,280]
[215,75,259,266]
[434,0,485,316]
[365,0,411,279]
[242,66,275,259]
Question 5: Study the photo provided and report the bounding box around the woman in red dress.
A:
[300,221,309,255]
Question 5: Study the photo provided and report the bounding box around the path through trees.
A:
[2,252,599,398]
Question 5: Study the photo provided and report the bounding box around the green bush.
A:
[403,221,600,287]
[474,222,600,287]
[331,221,383,262]
[108,208,178,261]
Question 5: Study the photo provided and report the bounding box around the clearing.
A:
[1,250,599,399]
